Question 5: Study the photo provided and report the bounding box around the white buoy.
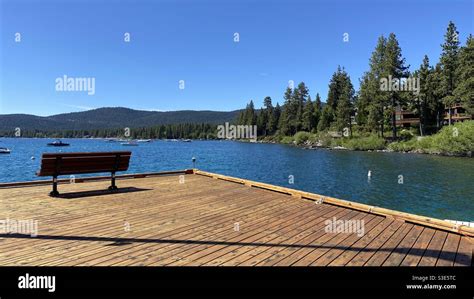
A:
[368,170,372,177]
[30,156,35,160]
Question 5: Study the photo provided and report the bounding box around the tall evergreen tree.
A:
[272,103,282,134]
[335,70,355,135]
[357,36,387,135]
[313,93,322,131]
[256,109,267,136]
[279,87,298,135]
[382,33,409,139]
[293,82,310,132]
[414,55,432,135]
[237,110,245,125]
[454,34,474,115]
[323,67,355,134]
[245,100,257,125]
[317,105,334,132]
[439,21,460,125]
[326,66,343,111]
[302,96,315,131]
[262,96,275,135]
[429,64,445,129]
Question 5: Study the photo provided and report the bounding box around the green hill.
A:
[0,107,241,131]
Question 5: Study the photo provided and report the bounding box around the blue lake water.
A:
[0,138,473,221]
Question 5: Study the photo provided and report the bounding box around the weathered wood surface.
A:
[0,172,471,266]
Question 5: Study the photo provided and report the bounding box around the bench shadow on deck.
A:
[0,170,472,266]
[55,187,152,199]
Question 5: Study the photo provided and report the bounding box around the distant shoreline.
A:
[2,127,473,158]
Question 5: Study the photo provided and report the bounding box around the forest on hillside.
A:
[237,22,473,140]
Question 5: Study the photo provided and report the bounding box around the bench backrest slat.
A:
[37,151,132,177]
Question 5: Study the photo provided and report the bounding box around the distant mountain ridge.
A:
[0,107,241,131]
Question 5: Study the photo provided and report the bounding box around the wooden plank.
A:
[74,194,311,266]
[400,228,436,266]
[345,220,404,266]
[259,210,366,266]
[436,233,461,266]
[418,230,448,266]
[364,223,414,266]
[234,207,351,266]
[0,170,471,267]
[0,176,229,252]
[164,204,329,266]
[29,182,308,266]
[382,226,424,266]
[6,182,285,265]
[111,191,320,266]
[81,197,322,263]
[194,170,474,237]
[0,178,262,262]
[454,237,473,266]
[320,217,394,266]
[292,214,382,266]
[192,206,344,266]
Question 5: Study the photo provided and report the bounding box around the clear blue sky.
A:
[0,0,472,116]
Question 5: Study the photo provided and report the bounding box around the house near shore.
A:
[443,103,472,124]
[395,106,420,128]
[395,102,473,128]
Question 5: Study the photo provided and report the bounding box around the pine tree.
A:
[326,66,343,111]
[325,67,343,130]
[356,36,387,135]
[302,96,314,131]
[256,108,267,136]
[273,103,282,134]
[440,21,460,125]
[429,64,445,129]
[324,67,355,134]
[414,55,436,135]
[238,110,245,125]
[279,87,295,135]
[335,69,355,135]
[245,100,257,125]
[454,34,474,115]
[382,33,409,139]
[317,105,334,132]
[313,93,322,131]
[293,82,309,131]
[263,96,275,135]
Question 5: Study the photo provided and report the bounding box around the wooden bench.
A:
[37,151,132,196]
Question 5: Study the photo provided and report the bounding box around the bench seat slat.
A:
[39,163,130,171]
[38,168,128,176]
[38,165,129,176]
[39,159,130,169]
[41,151,131,158]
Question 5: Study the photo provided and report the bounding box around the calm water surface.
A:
[0,138,473,221]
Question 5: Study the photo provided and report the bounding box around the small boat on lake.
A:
[182,139,192,142]
[136,139,152,143]
[47,140,70,147]
[121,141,138,146]
[0,147,11,154]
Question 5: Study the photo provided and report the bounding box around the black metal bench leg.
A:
[50,176,59,197]
[109,172,118,190]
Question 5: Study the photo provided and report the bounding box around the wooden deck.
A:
[0,170,472,266]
